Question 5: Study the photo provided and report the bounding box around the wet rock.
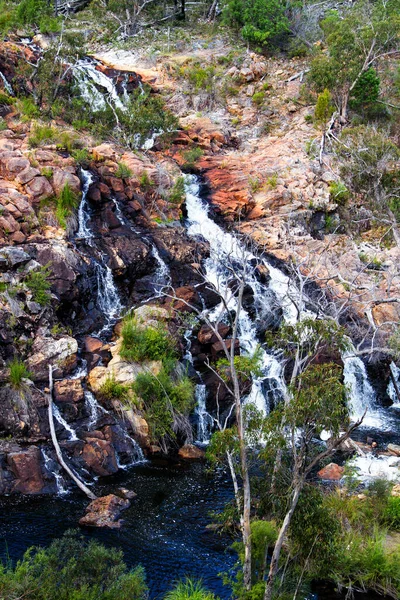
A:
[79,494,130,528]
[117,487,137,500]
[54,378,84,403]
[198,323,230,345]
[254,264,270,284]
[7,446,45,494]
[211,338,240,359]
[178,444,205,459]
[125,411,150,449]
[84,336,103,353]
[27,335,78,381]
[387,444,400,457]
[317,462,344,481]
[81,438,118,476]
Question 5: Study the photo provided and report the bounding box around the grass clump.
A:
[165,578,217,600]
[182,147,203,170]
[168,177,186,204]
[28,124,56,148]
[0,529,148,600]
[55,183,79,229]
[120,315,175,364]
[8,357,32,388]
[115,162,133,179]
[24,264,52,306]
[252,91,265,106]
[329,180,350,205]
[99,376,130,402]
[72,148,92,167]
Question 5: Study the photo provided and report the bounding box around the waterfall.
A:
[52,402,78,441]
[73,59,125,113]
[194,384,214,444]
[95,259,123,333]
[388,362,400,406]
[184,175,286,416]
[41,449,68,495]
[84,390,103,428]
[0,71,14,96]
[77,169,94,239]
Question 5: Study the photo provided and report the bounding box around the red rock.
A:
[52,169,81,196]
[10,231,26,243]
[84,336,103,353]
[81,439,118,476]
[0,214,19,233]
[99,182,111,199]
[7,446,45,494]
[25,176,53,200]
[79,494,130,528]
[211,338,240,359]
[167,286,201,313]
[109,177,125,193]
[54,378,84,403]
[317,462,344,481]
[4,156,30,175]
[178,444,205,459]
[198,323,230,345]
[16,167,40,185]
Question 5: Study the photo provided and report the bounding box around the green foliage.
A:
[72,148,92,167]
[216,347,263,384]
[8,358,32,388]
[41,167,53,179]
[0,93,13,106]
[252,92,265,106]
[184,64,216,92]
[133,367,195,442]
[99,376,130,403]
[182,147,203,170]
[55,183,79,229]
[222,0,289,48]
[15,0,51,26]
[383,496,400,530]
[165,578,217,600]
[350,68,380,112]
[115,162,133,179]
[120,315,175,364]
[19,97,40,120]
[169,177,186,204]
[0,530,148,600]
[0,118,7,131]
[139,171,154,189]
[24,264,52,306]
[329,181,350,205]
[28,124,56,148]
[314,88,334,128]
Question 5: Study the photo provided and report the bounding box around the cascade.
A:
[184,175,287,416]
[73,58,125,113]
[84,390,103,428]
[51,402,78,441]
[194,384,214,444]
[0,71,14,96]
[41,449,68,495]
[388,362,400,405]
[76,169,94,239]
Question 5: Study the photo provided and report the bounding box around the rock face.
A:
[81,437,119,476]
[178,444,205,459]
[317,463,345,481]
[79,494,131,528]
[7,446,45,494]
[27,335,78,381]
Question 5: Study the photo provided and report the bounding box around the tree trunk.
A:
[181,0,185,18]
[264,483,302,600]
[48,365,97,500]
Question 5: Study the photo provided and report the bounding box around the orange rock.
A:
[317,462,344,481]
[178,444,205,459]
[79,494,130,528]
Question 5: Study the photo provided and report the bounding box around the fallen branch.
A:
[48,365,97,500]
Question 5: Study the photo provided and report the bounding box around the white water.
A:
[84,390,102,427]
[195,384,214,444]
[76,169,94,239]
[74,59,125,113]
[388,362,400,406]
[0,71,14,96]
[95,260,123,335]
[41,449,68,495]
[184,175,286,416]
[52,403,78,441]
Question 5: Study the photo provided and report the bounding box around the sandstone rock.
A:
[198,323,230,345]
[211,338,240,359]
[387,444,400,457]
[178,444,205,459]
[134,304,169,323]
[25,176,53,200]
[92,144,118,162]
[79,494,130,528]
[16,167,40,185]
[4,156,30,175]
[54,378,84,403]
[125,411,150,448]
[52,169,81,196]
[81,438,118,476]
[7,446,45,494]
[391,484,400,497]
[317,462,344,481]
[84,336,103,354]
[27,335,78,381]
[10,231,26,243]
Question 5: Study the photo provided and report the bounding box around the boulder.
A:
[25,176,53,200]
[0,247,30,268]
[53,378,84,403]
[387,444,400,457]
[27,335,78,381]
[391,484,400,497]
[117,487,137,500]
[84,336,103,354]
[81,438,118,476]
[198,323,230,345]
[317,462,344,481]
[7,446,45,494]
[211,338,240,359]
[79,494,130,528]
[178,444,205,459]
[52,169,81,196]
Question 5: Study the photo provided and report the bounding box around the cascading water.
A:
[343,352,385,429]
[0,71,14,96]
[73,58,125,114]
[388,362,400,406]
[41,449,68,495]
[76,169,94,239]
[184,175,287,417]
[52,403,78,441]
[194,384,214,444]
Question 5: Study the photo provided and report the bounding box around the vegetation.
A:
[24,264,52,306]
[98,376,130,402]
[55,183,79,229]
[115,162,133,179]
[120,315,175,364]
[8,358,32,388]
[221,0,289,48]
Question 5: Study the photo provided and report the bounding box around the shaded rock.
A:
[0,247,30,268]
[54,378,84,403]
[81,438,118,476]
[198,323,230,345]
[388,444,400,457]
[317,462,344,481]
[52,169,81,196]
[79,494,130,528]
[7,446,45,494]
[211,338,240,359]
[84,336,103,353]
[117,487,137,500]
[27,335,78,381]
[178,444,205,459]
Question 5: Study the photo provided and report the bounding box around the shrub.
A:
[0,93,12,106]
[165,579,216,600]
[55,183,79,229]
[169,177,186,204]
[8,358,32,388]
[182,147,203,170]
[252,91,265,106]
[41,167,53,179]
[72,148,92,167]
[19,97,40,120]
[0,529,148,600]
[28,124,56,148]
[329,181,349,205]
[99,376,130,402]
[24,264,52,306]
[139,171,153,189]
[120,315,175,363]
[383,496,400,530]
[222,0,289,48]
[115,162,133,179]
[0,118,7,131]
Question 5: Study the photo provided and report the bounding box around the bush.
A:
[252,91,265,106]
[0,93,13,106]
[72,148,92,167]
[115,162,133,179]
[165,579,216,600]
[0,530,148,600]
[169,177,186,204]
[55,183,79,229]
[24,264,52,306]
[99,376,130,402]
[120,315,175,363]
[19,97,40,120]
[383,496,400,530]
[182,147,203,170]
[329,181,350,205]
[28,124,56,148]
[222,0,289,48]
[8,358,32,388]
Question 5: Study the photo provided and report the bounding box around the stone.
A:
[81,438,118,476]
[7,446,45,494]
[211,338,240,359]
[25,176,53,200]
[84,336,103,354]
[254,264,270,284]
[198,323,230,345]
[27,335,78,381]
[117,487,137,500]
[0,247,30,267]
[178,444,205,459]
[4,156,30,175]
[10,231,26,243]
[54,378,84,403]
[79,494,130,528]
[317,462,344,481]
[52,169,81,196]
[391,484,400,497]
[15,166,40,185]
[387,444,400,457]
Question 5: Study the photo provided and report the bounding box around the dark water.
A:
[0,461,236,598]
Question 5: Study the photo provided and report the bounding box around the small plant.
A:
[164,578,216,600]
[72,148,92,167]
[266,173,278,188]
[169,176,185,204]
[24,264,52,306]
[329,181,350,205]
[139,170,153,190]
[41,166,53,179]
[252,91,265,106]
[182,147,203,170]
[28,124,56,148]
[19,97,40,120]
[8,357,33,388]
[56,131,80,152]
[115,162,133,179]
[120,314,175,364]
[248,176,261,194]
[99,376,130,402]
[304,114,314,123]
[0,93,12,106]
[55,183,79,229]
[0,118,7,131]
